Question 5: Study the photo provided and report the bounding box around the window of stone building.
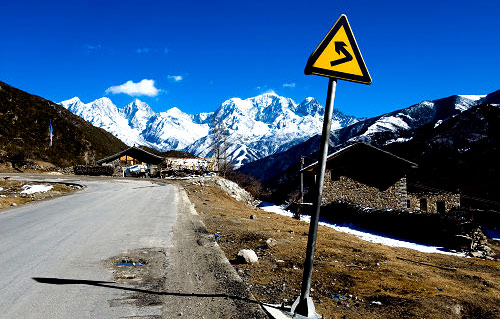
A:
[406,199,411,208]
[420,198,427,211]
[436,201,446,214]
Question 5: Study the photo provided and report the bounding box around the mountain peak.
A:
[295,97,324,117]
[124,99,153,113]
[65,96,81,104]
[260,90,278,97]
[130,98,149,107]
[59,97,83,111]
[165,106,185,117]
[93,97,114,105]
[120,99,155,131]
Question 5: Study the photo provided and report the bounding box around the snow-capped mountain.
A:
[120,99,155,132]
[141,107,210,150]
[185,92,357,166]
[330,94,490,148]
[59,97,208,150]
[61,97,142,146]
[240,90,500,183]
[60,92,357,167]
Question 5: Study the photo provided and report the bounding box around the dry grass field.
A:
[182,180,500,319]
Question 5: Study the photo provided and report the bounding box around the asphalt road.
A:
[0,175,178,318]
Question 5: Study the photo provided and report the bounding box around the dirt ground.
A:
[181,179,500,319]
[0,177,79,210]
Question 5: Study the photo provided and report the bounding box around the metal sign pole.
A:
[300,156,305,204]
[292,77,337,318]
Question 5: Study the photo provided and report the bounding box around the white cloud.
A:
[136,48,151,54]
[283,82,296,88]
[106,79,160,97]
[168,75,183,82]
[85,44,101,54]
[85,44,101,50]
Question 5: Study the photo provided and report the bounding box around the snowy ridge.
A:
[60,97,144,146]
[60,97,209,150]
[347,94,490,146]
[60,92,357,167]
[184,92,357,167]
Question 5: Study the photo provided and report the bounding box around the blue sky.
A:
[1,0,498,117]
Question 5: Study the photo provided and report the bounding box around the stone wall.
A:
[407,192,460,213]
[321,173,407,210]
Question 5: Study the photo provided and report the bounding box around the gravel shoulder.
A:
[160,186,267,318]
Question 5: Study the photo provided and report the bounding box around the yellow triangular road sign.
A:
[305,14,372,84]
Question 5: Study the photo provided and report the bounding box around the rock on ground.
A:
[237,249,259,263]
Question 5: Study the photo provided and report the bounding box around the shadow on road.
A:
[32,277,281,310]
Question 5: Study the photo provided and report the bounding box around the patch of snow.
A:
[20,185,53,194]
[459,95,486,102]
[434,120,443,128]
[384,137,413,146]
[364,116,410,136]
[259,202,288,214]
[0,187,3,191]
[259,203,465,256]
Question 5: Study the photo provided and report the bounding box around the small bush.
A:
[226,170,264,198]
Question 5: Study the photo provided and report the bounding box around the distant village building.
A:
[97,146,163,177]
[163,157,216,174]
[97,146,163,166]
[96,146,217,177]
[301,142,460,213]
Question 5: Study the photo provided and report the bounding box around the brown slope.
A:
[0,81,127,166]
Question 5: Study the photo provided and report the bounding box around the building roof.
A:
[302,142,417,191]
[97,146,164,165]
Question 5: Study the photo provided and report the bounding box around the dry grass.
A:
[0,178,79,210]
[182,180,500,319]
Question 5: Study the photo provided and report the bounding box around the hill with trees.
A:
[0,81,127,167]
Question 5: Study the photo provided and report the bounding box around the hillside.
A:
[239,91,500,207]
[386,104,500,209]
[0,81,127,166]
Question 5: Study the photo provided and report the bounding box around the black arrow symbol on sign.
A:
[330,41,353,67]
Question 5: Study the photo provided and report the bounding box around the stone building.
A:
[406,189,460,213]
[301,142,417,211]
[302,142,462,213]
